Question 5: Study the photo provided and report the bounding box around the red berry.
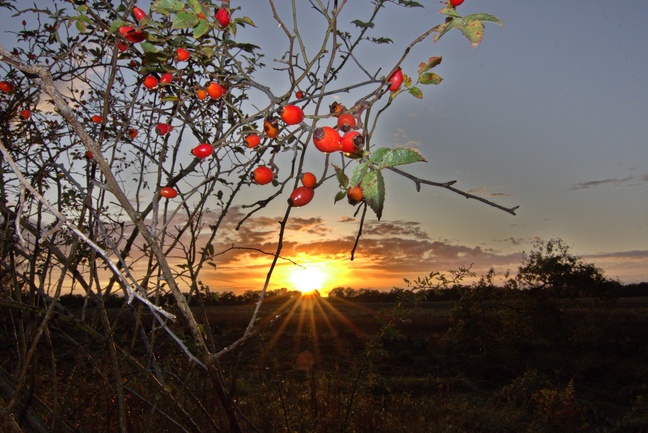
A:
[253,166,274,185]
[133,6,147,21]
[160,186,178,199]
[300,172,317,188]
[85,150,94,159]
[207,81,225,100]
[120,26,146,43]
[263,117,280,139]
[289,186,315,207]
[176,48,190,62]
[91,115,103,123]
[196,88,207,100]
[245,133,261,149]
[279,105,304,125]
[337,113,356,132]
[127,128,138,139]
[0,81,15,93]
[19,109,31,120]
[159,73,173,84]
[450,0,464,6]
[295,90,304,99]
[312,126,341,153]
[388,67,403,92]
[117,41,129,52]
[215,8,231,28]
[192,143,213,159]
[155,123,172,135]
[340,131,364,154]
[143,75,158,90]
[347,186,363,205]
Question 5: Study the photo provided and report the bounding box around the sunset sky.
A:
[201,0,648,295]
[3,1,646,296]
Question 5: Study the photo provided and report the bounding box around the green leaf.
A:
[350,162,369,188]
[465,13,503,26]
[236,16,257,27]
[419,72,443,85]
[458,18,485,48]
[362,170,386,220]
[369,147,390,165]
[418,56,442,74]
[193,19,210,39]
[153,0,184,14]
[380,148,426,169]
[188,0,202,13]
[173,11,198,29]
[139,42,158,54]
[75,18,86,33]
[369,37,393,44]
[161,95,179,102]
[351,19,375,29]
[333,164,349,189]
[409,87,423,99]
[433,19,457,43]
[397,0,423,7]
[439,7,461,18]
[334,190,347,203]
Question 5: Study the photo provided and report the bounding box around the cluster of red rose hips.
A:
[2,2,415,209]
[109,4,235,200]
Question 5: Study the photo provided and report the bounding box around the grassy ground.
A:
[2,295,648,432]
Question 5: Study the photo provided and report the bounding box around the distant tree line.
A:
[58,287,302,308]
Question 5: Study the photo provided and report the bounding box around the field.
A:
[2,294,648,432]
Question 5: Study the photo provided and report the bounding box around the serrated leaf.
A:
[334,190,347,203]
[380,148,426,169]
[173,11,198,29]
[236,16,256,27]
[193,19,210,39]
[397,0,423,7]
[153,0,184,14]
[75,19,86,33]
[439,7,461,18]
[369,37,393,44]
[188,0,202,13]
[369,147,391,165]
[458,19,485,48]
[350,162,369,188]
[139,42,158,53]
[333,165,349,189]
[409,87,423,99]
[433,19,457,43]
[418,56,442,74]
[351,19,375,29]
[419,72,443,85]
[465,13,503,27]
[362,170,386,220]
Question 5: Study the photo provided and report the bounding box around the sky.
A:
[208,0,648,294]
[2,1,646,295]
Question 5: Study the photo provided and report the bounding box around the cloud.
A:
[569,173,648,190]
[466,186,511,197]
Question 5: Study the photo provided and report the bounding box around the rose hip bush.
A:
[0,0,510,430]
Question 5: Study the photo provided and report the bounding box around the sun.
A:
[289,266,327,294]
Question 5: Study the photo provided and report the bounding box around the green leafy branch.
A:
[334,147,426,220]
[434,7,503,48]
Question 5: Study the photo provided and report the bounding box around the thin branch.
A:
[388,166,519,215]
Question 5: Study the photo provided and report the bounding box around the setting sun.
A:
[289,266,327,294]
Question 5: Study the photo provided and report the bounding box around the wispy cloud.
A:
[466,186,511,197]
[569,173,648,190]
